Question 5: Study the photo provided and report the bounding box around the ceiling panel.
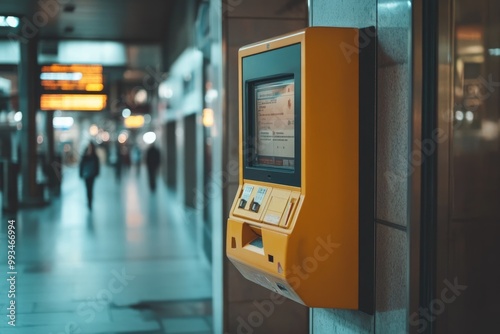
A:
[0,0,174,42]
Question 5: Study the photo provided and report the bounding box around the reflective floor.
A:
[0,165,212,334]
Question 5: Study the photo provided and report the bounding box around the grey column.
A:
[45,110,57,194]
[18,36,42,204]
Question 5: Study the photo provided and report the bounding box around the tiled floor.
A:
[0,165,212,334]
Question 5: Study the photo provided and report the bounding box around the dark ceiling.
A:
[0,0,175,42]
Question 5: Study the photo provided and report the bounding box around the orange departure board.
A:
[40,94,107,111]
[40,64,103,92]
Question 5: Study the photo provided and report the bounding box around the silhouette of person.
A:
[114,143,124,181]
[79,143,100,209]
[131,145,142,176]
[145,144,160,192]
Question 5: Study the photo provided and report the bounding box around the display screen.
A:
[40,94,107,111]
[40,64,104,92]
[242,43,301,186]
[254,79,295,169]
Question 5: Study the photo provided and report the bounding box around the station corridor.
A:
[1,0,500,333]
[0,165,212,334]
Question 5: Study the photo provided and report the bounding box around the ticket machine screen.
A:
[242,42,301,187]
[254,79,295,170]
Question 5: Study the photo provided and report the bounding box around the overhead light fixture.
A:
[53,116,75,129]
[89,124,99,136]
[143,132,156,144]
[0,16,20,28]
[5,16,19,28]
[134,89,148,104]
[202,108,214,127]
[118,133,127,144]
[488,48,500,56]
[465,111,474,122]
[14,111,22,122]
[122,108,131,118]
[124,115,145,129]
[101,131,110,142]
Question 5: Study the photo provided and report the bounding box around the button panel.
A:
[233,183,300,229]
[238,199,247,209]
[254,188,267,205]
[251,202,261,212]
[241,185,254,201]
[233,184,271,220]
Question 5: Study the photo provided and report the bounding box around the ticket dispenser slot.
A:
[242,225,264,255]
[226,27,375,313]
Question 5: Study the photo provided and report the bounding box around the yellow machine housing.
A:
[226,27,375,312]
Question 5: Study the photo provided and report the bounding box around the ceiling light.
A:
[122,108,131,118]
[5,16,19,28]
[143,132,156,144]
[202,108,214,127]
[465,111,474,122]
[124,115,145,129]
[101,131,110,142]
[0,16,20,28]
[488,48,500,56]
[118,133,127,144]
[53,116,74,129]
[14,111,22,122]
[134,89,148,104]
[89,124,99,136]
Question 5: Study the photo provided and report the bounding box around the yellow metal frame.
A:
[227,27,362,309]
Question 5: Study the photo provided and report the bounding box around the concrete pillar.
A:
[45,111,54,165]
[18,35,43,205]
[45,110,59,195]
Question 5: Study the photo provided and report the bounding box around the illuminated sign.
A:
[52,116,74,129]
[202,108,214,127]
[40,64,103,92]
[40,94,107,111]
[124,115,145,128]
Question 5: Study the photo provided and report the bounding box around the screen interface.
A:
[254,79,295,169]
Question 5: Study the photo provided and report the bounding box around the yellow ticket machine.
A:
[226,27,375,312]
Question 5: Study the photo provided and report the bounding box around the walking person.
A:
[79,142,100,209]
[114,144,123,181]
[145,144,160,192]
[131,145,142,176]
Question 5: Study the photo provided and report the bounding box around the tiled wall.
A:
[311,0,411,333]
[375,1,411,332]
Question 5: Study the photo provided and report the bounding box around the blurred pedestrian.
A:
[145,144,160,192]
[120,145,131,169]
[131,145,142,176]
[114,142,122,181]
[79,142,100,209]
